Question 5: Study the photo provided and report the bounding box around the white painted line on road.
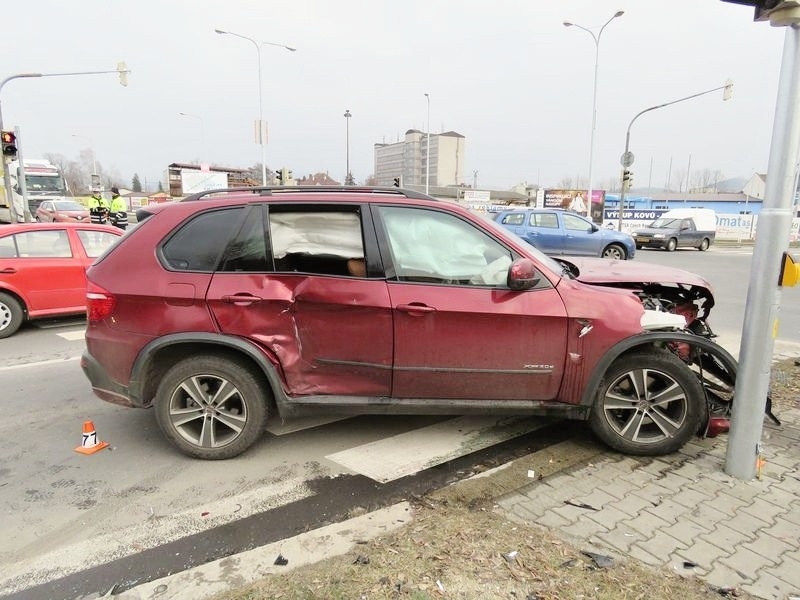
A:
[56,330,85,341]
[0,356,80,371]
[266,415,350,435]
[326,415,554,483]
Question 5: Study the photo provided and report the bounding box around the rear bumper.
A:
[81,350,138,408]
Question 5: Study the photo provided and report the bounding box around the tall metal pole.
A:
[424,92,430,194]
[727,22,800,480]
[1,69,128,221]
[344,109,352,185]
[616,82,733,231]
[214,29,295,186]
[563,11,624,217]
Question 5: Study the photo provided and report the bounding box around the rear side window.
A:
[0,235,17,257]
[162,207,245,271]
[532,213,558,229]
[500,213,525,226]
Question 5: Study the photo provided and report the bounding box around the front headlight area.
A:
[640,309,686,331]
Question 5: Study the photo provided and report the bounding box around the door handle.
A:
[396,303,436,315]
[0,268,16,274]
[221,293,263,305]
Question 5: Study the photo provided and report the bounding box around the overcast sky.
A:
[0,0,788,191]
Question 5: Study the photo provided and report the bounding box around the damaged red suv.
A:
[81,187,737,459]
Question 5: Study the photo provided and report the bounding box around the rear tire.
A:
[0,292,24,339]
[589,350,705,456]
[698,238,710,251]
[666,238,677,252]
[154,355,269,459]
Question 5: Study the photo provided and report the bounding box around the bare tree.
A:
[671,168,687,192]
[558,175,574,189]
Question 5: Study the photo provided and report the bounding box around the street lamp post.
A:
[424,93,430,195]
[344,109,353,185]
[214,29,295,186]
[563,11,624,218]
[178,111,205,150]
[615,80,734,232]
[1,67,130,220]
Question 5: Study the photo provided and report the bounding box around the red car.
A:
[0,222,123,338]
[35,199,91,223]
[81,187,737,460]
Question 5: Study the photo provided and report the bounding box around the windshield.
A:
[649,218,681,229]
[53,200,86,211]
[24,174,66,194]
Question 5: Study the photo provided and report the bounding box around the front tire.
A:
[589,350,705,456]
[154,355,269,459]
[665,238,677,252]
[601,243,627,260]
[0,292,24,339]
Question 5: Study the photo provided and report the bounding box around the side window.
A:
[0,235,17,258]
[269,209,365,277]
[161,207,245,271]
[12,230,71,257]
[501,213,524,226]
[532,213,558,229]
[378,206,512,286]
[219,209,268,272]
[563,213,591,232]
[77,230,120,258]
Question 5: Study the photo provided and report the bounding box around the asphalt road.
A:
[1,245,797,599]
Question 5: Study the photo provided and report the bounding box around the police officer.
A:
[109,187,128,230]
[88,190,109,224]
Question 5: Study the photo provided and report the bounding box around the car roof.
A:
[0,222,122,235]
[135,186,448,221]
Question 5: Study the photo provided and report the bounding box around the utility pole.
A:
[723,1,800,479]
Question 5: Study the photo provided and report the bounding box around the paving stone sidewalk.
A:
[497,406,800,600]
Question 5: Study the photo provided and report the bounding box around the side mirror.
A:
[507,258,539,290]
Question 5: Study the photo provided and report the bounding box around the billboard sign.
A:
[181,169,228,195]
[543,189,606,224]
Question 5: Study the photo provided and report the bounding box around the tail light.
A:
[86,281,116,322]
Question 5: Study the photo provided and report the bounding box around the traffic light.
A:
[275,168,284,184]
[393,177,400,187]
[1,130,17,159]
[622,169,633,190]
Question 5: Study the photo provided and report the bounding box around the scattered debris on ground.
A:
[212,358,800,600]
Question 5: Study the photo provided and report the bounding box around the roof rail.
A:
[179,186,436,203]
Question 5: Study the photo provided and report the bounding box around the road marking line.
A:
[0,356,80,371]
[325,415,554,483]
[57,330,85,341]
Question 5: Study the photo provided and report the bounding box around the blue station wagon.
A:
[494,208,636,260]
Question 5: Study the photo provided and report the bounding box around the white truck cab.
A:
[0,159,69,222]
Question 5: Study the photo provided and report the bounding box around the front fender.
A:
[579,331,738,407]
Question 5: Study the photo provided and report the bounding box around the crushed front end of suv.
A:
[81,187,737,459]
